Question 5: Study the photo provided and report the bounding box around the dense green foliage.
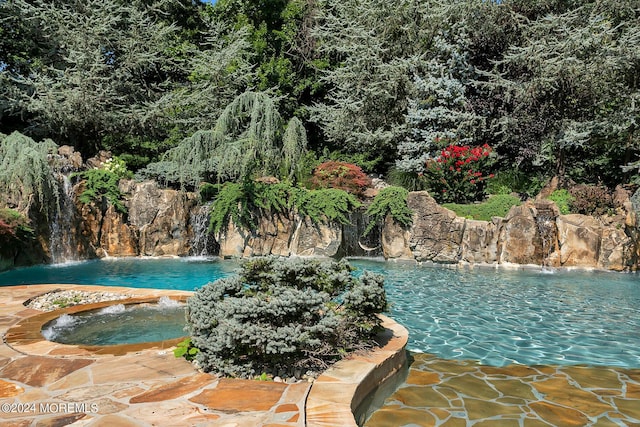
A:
[208,180,360,234]
[186,257,387,377]
[138,91,308,187]
[0,132,59,214]
[1,0,638,197]
[74,157,133,213]
[547,190,574,215]
[485,170,546,200]
[546,185,615,216]
[293,188,360,225]
[443,195,522,221]
[364,187,413,236]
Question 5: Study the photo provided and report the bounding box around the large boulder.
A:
[216,214,343,258]
[498,203,544,265]
[77,196,137,258]
[56,146,83,173]
[555,214,635,271]
[381,215,413,260]
[124,181,197,256]
[598,225,634,271]
[290,217,342,257]
[246,214,295,257]
[459,219,500,264]
[555,214,601,267]
[217,220,250,258]
[98,205,139,257]
[407,192,465,263]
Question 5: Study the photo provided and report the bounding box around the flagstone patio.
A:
[0,285,313,426]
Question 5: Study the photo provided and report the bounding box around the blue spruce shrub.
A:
[186,257,387,378]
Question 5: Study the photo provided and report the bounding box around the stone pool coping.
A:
[0,283,408,426]
[306,315,408,426]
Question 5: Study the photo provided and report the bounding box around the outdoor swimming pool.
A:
[1,257,639,368]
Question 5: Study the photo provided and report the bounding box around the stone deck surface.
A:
[0,284,310,426]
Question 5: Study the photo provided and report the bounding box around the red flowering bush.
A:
[423,143,495,204]
[310,161,371,196]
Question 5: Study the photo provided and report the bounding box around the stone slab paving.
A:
[0,284,309,426]
[364,353,640,426]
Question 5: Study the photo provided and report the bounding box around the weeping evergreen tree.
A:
[0,132,59,214]
[281,116,308,182]
[139,91,309,187]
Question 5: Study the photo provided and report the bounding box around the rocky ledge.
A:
[25,289,132,311]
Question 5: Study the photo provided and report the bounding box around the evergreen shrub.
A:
[186,257,387,378]
[293,188,361,225]
[208,181,360,234]
[74,157,133,214]
[387,168,430,192]
[485,170,545,199]
[199,183,222,202]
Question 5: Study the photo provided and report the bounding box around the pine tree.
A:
[309,0,435,164]
[398,19,480,173]
[480,0,640,185]
[0,0,180,155]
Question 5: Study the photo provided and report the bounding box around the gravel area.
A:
[25,289,133,311]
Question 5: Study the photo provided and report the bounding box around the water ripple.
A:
[352,260,640,368]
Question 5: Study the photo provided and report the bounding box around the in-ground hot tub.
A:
[42,296,188,346]
[4,291,192,357]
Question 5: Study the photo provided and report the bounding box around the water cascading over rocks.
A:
[340,210,383,257]
[49,174,80,263]
[188,203,218,257]
[534,201,559,268]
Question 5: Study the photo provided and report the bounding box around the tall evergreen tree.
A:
[480,0,640,185]
[309,0,437,166]
[0,0,180,156]
[398,16,480,173]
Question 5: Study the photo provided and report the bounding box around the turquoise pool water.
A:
[0,257,238,290]
[2,257,639,368]
[356,259,640,368]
